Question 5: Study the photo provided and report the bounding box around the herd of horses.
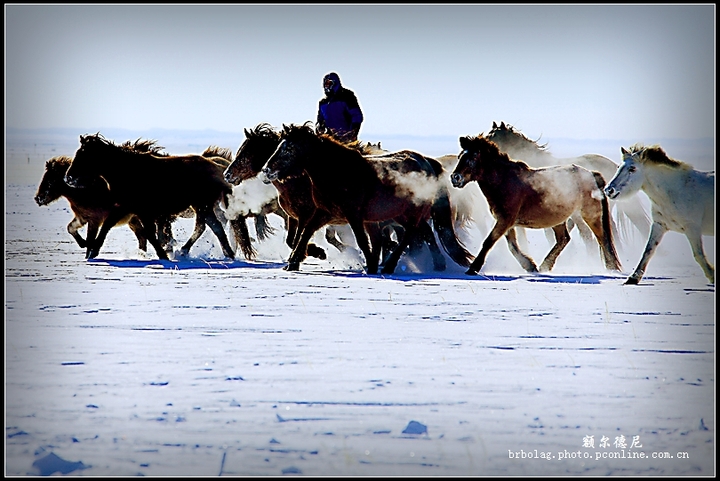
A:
[34,121,715,285]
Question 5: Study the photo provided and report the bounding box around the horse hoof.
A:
[306,244,327,260]
[465,269,478,276]
[624,277,640,285]
[284,262,300,271]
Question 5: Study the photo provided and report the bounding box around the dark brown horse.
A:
[64,133,236,260]
[450,134,622,275]
[262,123,473,274]
[34,138,185,257]
[34,155,153,253]
[225,124,460,271]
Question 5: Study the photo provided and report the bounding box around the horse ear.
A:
[621,146,629,155]
[244,128,250,138]
[500,121,506,129]
[459,136,471,149]
[492,121,498,129]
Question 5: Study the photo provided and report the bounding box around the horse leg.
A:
[381,221,422,274]
[419,219,446,271]
[154,216,174,253]
[466,219,513,275]
[286,212,329,271]
[86,208,127,259]
[365,222,383,273]
[686,231,714,284]
[202,208,236,259]
[325,226,347,252]
[515,226,530,253]
[568,214,596,257]
[346,217,377,274]
[504,227,539,272]
[286,217,299,249]
[128,215,148,252]
[380,223,400,267]
[135,215,172,261]
[589,172,623,271]
[230,215,257,260]
[67,216,88,248]
[625,222,668,284]
[538,223,571,272]
[179,214,207,258]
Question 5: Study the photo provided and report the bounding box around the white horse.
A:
[604,144,714,285]
[485,122,652,247]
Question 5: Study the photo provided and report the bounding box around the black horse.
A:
[65,133,236,260]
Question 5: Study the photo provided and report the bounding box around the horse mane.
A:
[46,155,73,170]
[629,143,692,171]
[491,121,549,152]
[470,134,529,170]
[120,138,167,156]
[246,122,280,141]
[202,145,233,161]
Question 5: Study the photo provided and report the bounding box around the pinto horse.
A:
[605,144,714,285]
[64,133,236,260]
[262,123,473,274]
[485,121,651,244]
[450,134,622,275]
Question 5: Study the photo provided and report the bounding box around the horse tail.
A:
[230,215,257,260]
[592,171,622,269]
[432,184,474,267]
[254,213,276,241]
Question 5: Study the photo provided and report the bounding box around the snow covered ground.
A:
[5,138,715,476]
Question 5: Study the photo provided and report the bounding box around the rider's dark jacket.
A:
[317,72,364,143]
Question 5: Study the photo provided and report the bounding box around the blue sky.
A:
[5,4,715,143]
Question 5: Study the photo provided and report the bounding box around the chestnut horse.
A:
[262,123,473,274]
[65,133,236,260]
[450,134,622,275]
[485,121,651,244]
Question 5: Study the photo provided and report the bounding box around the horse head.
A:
[35,156,73,206]
[604,146,646,200]
[261,123,315,184]
[225,124,281,185]
[64,133,108,188]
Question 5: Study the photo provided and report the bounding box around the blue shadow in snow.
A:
[525,274,623,285]
[88,258,286,271]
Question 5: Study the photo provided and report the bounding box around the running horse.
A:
[450,134,622,275]
[485,121,651,243]
[225,123,456,271]
[605,144,714,284]
[34,155,150,253]
[64,133,236,260]
[261,123,473,274]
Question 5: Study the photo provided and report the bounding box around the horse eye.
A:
[628,166,636,173]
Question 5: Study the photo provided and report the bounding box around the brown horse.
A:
[262,123,473,274]
[34,155,153,253]
[225,124,450,270]
[198,145,277,260]
[65,133,236,260]
[450,134,622,275]
[485,121,651,243]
